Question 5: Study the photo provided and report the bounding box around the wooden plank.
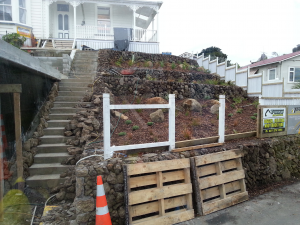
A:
[172,143,223,152]
[195,149,243,166]
[128,183,192,205]
[198,164,216,177]
[129,170,185,188]
[202,191,248,215]
[224,131,256,141]
[132,209,194,225]
[215,162,226,200]
[14,93,23,190]
[184,168,193,210]
[175,136,219,148]
[220,159,238,172]
[201,180,241,200]
[190,158,203,216]
[131,196,187,217]
[127,159,190,175]
[124,165,132,225]
[199,170,245,190]
[0,84,22,93]
[157,172,165,216]
[236,158,247,192]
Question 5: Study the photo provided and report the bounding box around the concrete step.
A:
[58,91,88,96]
[37,143,73,153]
[59,82,92,87]
[44,127,65,135]
[68,71,97,75]
[26,174,67,188]
[34,152,70,164]
[53,102,91,107]
[73,60,97,64]
[59,86,92,92]
[40,135,74,144]
[50,107,83,114]
[29,163,71,176]
[49,113,74,120]
[60,79,93,84]
[47,120,70,127]
[55,96,83,101]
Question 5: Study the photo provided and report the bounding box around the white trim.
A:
[111,141,170,151]
[110,104,169,109]
[288,66,300,83]
[268,68,276,81]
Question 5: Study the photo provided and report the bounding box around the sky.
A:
[158,0,300,66]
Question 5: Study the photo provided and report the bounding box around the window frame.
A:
[268,68,276,81]
[0,0,12,22]
[97,6,111,34]
[288,67,300,83]
[19,0,26,24]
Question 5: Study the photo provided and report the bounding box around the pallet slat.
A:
[195,149,243,165]
[202,180,241,201]
[127,159,190,175]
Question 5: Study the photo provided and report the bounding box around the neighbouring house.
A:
[0,0,162,53]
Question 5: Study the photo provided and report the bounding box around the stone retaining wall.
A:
[74,135,300,225]
[102,76,248,100]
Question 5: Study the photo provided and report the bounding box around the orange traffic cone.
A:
[96,176,112,225]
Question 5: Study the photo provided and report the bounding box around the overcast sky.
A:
[158,0,300,66]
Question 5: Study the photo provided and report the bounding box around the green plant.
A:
[253,101,259,108]
[128,60,134,66]
[171,62,176,69]
[183,61,190,70]
[132,125,139,130]
[115,61,122,67]
[237,108,243,114]
[182,128,192,140]
[2,33,26,48]
[177,79,183,83]
[205,69,211,73]
[122,109,129,114]
[228,113,233,117]
[251,116,256,120]
[160,61,164,67]
[292,82,300,89]
[125,120,132,125]
[144,61,149,67]
[204,95,211,100]
[205,79,219,85]
[118,132,126,136]
[191,118,201,126]
[153,136,158,142]
[147,122,154,126]
[185,111,190,116]
[135,97,141,104]
[230,103,236,108]
[233,97,243,104]
[164,94,169,101]
[135,109,143,113]
[253,113,257,116]
[233,129,238,134]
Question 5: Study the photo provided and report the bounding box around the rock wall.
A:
[74,135,300,225]
[102,76,248,100]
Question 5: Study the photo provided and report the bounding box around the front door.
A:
[57,4,69,38]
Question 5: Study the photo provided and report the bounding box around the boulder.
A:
[183,99,202,112]
[68,147,83,155]
[114,111,128,120]
[145,97,168,104]
[210,104,219,114]
[150,109,164,122]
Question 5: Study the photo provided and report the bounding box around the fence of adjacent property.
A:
[103,94,226,159]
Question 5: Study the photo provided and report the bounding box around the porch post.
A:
[132,6,136,41]
[156,10,159,43]
[74,5,77,39]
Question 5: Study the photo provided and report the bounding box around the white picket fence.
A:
[103,94,226,159]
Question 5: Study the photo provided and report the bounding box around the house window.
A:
[97,7,111,34]
[0,0,12,21]
[289,67,300,82]
[268,68,276,80]
[57,4,69,12]
[19,0,26,24]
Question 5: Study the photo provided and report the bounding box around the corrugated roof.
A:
[240,51,300,70]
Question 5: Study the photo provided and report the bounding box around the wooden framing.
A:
[124,159,194,225]
[191,149,248,215]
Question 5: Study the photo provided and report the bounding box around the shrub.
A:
[147,122,154,126]
[253,113,257,116]
[230,103,236,108]
[132,125,139,130]
[160,61,164,67]
[233,97,243,104]
[251,116,256,120]
[228,113,233,117]
[253,101,259,108]
[237,108,243,114]
[205,79,219,85]
[135,109,143,113]
[2,33,26,48]
[115,61,121,67]
[182,128,192,140]
[135,97,141,104]
[171,62,176,69]
[191,118,201,126]
[125,120,132,125]
[118,132,126,136]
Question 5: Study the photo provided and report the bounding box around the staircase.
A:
[54,40,74,49]
[26,51,98,188]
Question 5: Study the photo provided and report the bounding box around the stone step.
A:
[49,113,75,120]
[53,102,91,107]
[40,135,74,144]
[26,174,67,188]
[68,71,97,75]
[72,60,97,64]
[29,163,71,176]
[50,107,83,114]
[44,127,65,135]
[59,82,92,87]
[55,96,83,101]
[37,143,73,153]
[58,91,88,96]
[47,120,70,127]
[59,86,92,92]
[34,152,70,164]
[60,79,93,84]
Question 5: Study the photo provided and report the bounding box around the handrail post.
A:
[169,94,175,151]
[104,24,107,40]
[103,93,111,159]
[218,95,225,143]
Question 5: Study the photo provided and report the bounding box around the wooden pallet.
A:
[191,149,248,215]
[124,159,194,225]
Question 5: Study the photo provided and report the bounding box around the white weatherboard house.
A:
[0,0,162,53]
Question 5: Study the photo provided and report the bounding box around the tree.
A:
[196,46,233,66]
[2,33,26,48]
[293,44,300,53]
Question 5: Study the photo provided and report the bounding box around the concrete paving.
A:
[178,181,300,225]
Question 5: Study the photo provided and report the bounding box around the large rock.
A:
[150,109,164,122]
[183,99,202,112]
[145,97,168,104]
[210,104,219,114]
[114,111,128,120]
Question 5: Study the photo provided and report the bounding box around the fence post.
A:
[218,95,225,143]
[103,93,111,160]
[169,94,175,151]
[259,95,264,105]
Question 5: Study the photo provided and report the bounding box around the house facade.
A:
[0,0,162,53]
